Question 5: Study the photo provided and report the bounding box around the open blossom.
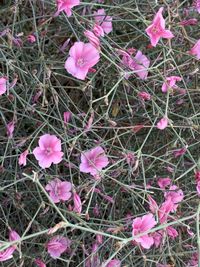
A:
[94,9,112,35]
[145,7,174,47]
[0,77,7,95]
[156,117,168,130]
[0,230,20,262]
[158,198,175,223]
[45,178,72,203]
[193,0,200,13]
[161,76,182,93]
[33,134,64,169]
[164,185,184,211]
[84,30,100,49]
[132,213,157,249]
[189,39,200,60]
[119,49,150,80]
[18,149,28,166]
[65,42,100,80]
[47,236,71,259]
[56,0,80,17]
[80,146,109,176]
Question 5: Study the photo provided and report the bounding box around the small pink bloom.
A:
[157,177,171,189]
[179,18,198,26]
[80,146,109,176]
[93,24,104,37]
[34,259,46,267]
[166,226,178,239]
[187,252,198,266]
[84,30,100,49]
[18,149,28,166]
[106,259,121,267]
[85,112,94,132]
[0,230,20,262]
[47,236,71,259]
[158,199,174,223]
[6,121,15,138]
[173,147,187,158]
[145,7,174,47]
[0,77,7,95]
[193,0,200,13]
[45,178,72,203]
[119,50,150,80]
[164,185,184,211]
[156,117,168,130]
[124,151,135,166]
[56,0,80,17]
[63,111,71,124]
[27,34,36,43]
[96,234,103,244]
[12,37,23,47]
[73,192,82,213]
[189,39,200,60]
[33,134,64,169]
[65,42,100,80]
[138,91,151,101]
[195,170,200,181]
[132,213,157,249]
[94,9,112,35]
[161,76,182,93]
[147,195,158,213]
[133,51,150,80]
[152,231,163,248]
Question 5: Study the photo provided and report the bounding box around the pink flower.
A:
[6,121,15,138]
[56,0,80,17]
[47,236,71,259]
[0,77,7,95]
[173,147,187,158]
[145,7,174,47]
[138,91,151,101]
[189,39,200,60]
[157,177,171,189]
[147,195,158,213]
[196,180,200,196]
[45,178,72,203]
[193,0,200,13]
[156,117,168,130]
[158,198,175,223]
[63,111,71,124]
[73,192,82,213]
[106,259,121,267]
[18,149,28,166]
[166,226,178,239]
[80,146,109,176]
[93,24,104,37]
[119,50,150,80]
[132,213,157,249]
[152,231,163,248]
[0,230,20,262]
[94,9,112,35]
[27,34,36,43]
[65,42,100,80]
[34,259,46,267]
[33,134,64,169]
[179,18,198,26]
[164,185,184,210]
[84,30,100,49]
[133,51,150,80]
[161,76,182,93]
